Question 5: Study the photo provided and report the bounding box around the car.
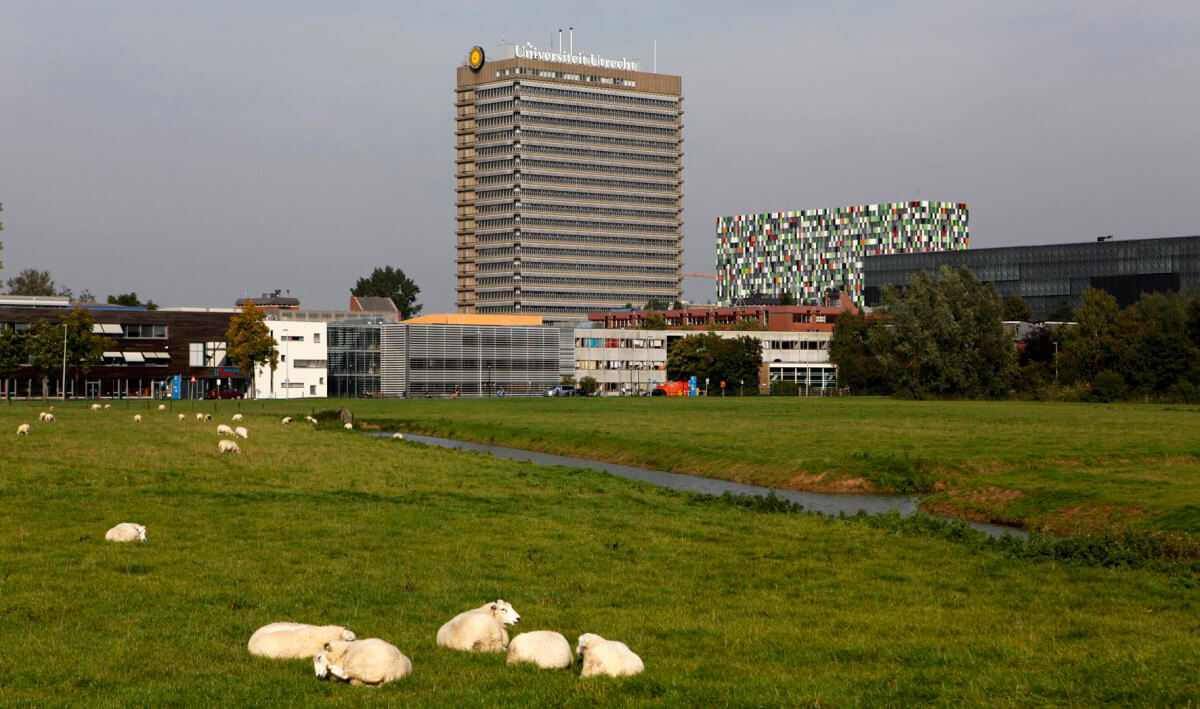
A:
[649,387,667,396]
[546,385,577,397]
[203,389,243,400]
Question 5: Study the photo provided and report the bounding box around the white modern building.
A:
[254,320,327,399]
[574,328,837,395]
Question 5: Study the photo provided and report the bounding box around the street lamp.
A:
[61,324,68,401]
[283,328,290,400]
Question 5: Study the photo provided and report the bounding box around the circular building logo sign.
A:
[468,46,485,72]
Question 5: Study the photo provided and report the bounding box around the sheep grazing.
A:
[133,414,142,424]
[204,414,212,421]
[392,433,404,440]
[314,639,412,687]
[48,406,54,411]
[218,439,241,454]
[231,413,243,422]
[281,417,292,425]
[104,404,111,410]
[507,630,573,670]
[44,413,55,422]
[91,404,102,411]
[343,423,353,430]
[305,416,318,424]
[575,634,644,678]
[157,404,166,411]
[216,424,235,437]
[38,412,48,421]
[105,523,147,543]
[16,424,30,436]
[196,413,205,422]
[247,622,356,660]
[234,426,248,439]
[436,600,521,652]
[178,413,186,421]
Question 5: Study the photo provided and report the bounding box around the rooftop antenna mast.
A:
[558,28,562,52]
[654,39,657,72]
[569,27,573,53]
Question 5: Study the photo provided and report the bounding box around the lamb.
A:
[231,413,243,422]
[91,404,102,411]
[157,404,166,411]
[575,634,644,678]
[133,414,142,424]
[234,426,248,439]
[506,630,573,669]
[216,424,235,437]
[247,622,356,659]
[105,523,147,543]
[16,424,30,436]
[218,439,241,454]
[178,413,186,421]
[314,638,412,687]
[436,600,521,652]
[281,417,292,425]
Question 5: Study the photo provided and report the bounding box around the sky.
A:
[1,1,1198,311]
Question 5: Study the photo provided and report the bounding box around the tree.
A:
[351,266,422,319]
[107,292,159,310]
[731,318,767,331]
[829,309,890,394]
[666,333,762,395]
[0,328,28,401]
[879,267,1015,399]
[672,299,684,310]
[1059,288,1120,385]
[25,308,108,398]
[6,268,61,296]
[578,376,598,395]
[641,313,667,330]
[779,292,795,306]
[226,302,278,399]
[77,290,97,304]
[1002,294,1033,322]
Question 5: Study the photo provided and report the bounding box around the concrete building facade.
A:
[455,41,683,318]
[254,320,327,399]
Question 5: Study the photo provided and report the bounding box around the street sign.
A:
[171,375,181,400]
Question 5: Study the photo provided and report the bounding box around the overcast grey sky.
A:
[2,1,1197,310]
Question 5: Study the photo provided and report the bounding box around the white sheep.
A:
[306,416,318,424]
[436,600,521,652]
[234,426,248,439]
[314,638,412,687]
[575,634,644,678]
[247,622,356,659]
[216,424,235,437]
[343,422,353,430]
[45,413,55,422]
[48,405,54,411]
[91,404,102,411]
[231,413,243,422]
[157,404,166,411]
[38,412,48,421]
[178,413,186,421]
[506,630,573,669]
[16,424,30,436]
[196,413,205,422]
[204,414,212,421]
[218,439,241,454]
[105,523,147,543]
[392,433,404,440]
[104,404,111,410]
[133,414,142,424]
[281,417,292,425]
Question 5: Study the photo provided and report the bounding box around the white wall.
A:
[254,321,328,399]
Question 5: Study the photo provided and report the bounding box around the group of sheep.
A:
[242,600,642,687]
[16,407,58,435]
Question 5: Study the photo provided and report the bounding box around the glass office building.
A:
[863,235,1200,320]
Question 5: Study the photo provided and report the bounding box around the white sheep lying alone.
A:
[436,600,521,652]
[576,633,644,678]
[216,424,235,437]
[392,433,404,440]
[247,622,355,659]
[506,630,573,669]
[16,424,30,436]
[218,439,241,454]
[314,638,412,687]
[234,426,248,439]
[105,523,147,543]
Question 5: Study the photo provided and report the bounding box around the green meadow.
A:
[351,397,1200,539]
[0,400,1196,706]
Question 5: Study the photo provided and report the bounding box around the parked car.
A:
[546,385,577,397]
[204,389,243,400]
[649,387,667,396]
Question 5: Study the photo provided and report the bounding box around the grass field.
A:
[343,397,1200,539]
[0,400,1197,705]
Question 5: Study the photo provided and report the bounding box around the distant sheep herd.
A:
[17,402,641,687]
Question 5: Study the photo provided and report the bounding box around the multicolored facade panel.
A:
[715,201,969,306]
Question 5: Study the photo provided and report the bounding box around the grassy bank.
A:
[0,402,1197,705]
[340,397,1200,539]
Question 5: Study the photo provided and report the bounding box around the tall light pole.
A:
[283,328,290,400]
[61,324,68,401]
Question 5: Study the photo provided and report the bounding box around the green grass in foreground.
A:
[0,402,1197,706]
[342,397,1200,538]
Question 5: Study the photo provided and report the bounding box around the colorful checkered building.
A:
[716,201,969,306]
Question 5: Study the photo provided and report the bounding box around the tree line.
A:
[830,266,1200,402]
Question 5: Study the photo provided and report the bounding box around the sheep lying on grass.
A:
[17,424,30,436]
[218,440,241,454]
[576,634,644,678]
[344,423,353,430]
[248,622,356,659]
[105,523,146,543]
[234,426,248,439]
[436,600,521,652]
[314,639,412,687]
[133,414,142,424]
[507,630,572,669]
[231,413,243,422]
[216,424,235,437]
[393,433,404,440]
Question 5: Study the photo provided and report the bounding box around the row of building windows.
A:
[474,100,516,115]
[518,84,677,110]
[520,129,677,152]
[475,245,677,263]
[520,143,679,165]
[474,229,679,249]
[476,261,678,277]
[474,187,678,207]
[476,216,678,234]
[478,289,675,302]
[475,202,677,221]
[478,275,678,290]
[518,114,680,137]
[519,172,679,192]
[519,99,677,124]
[494,66,637,87]
[519,158,678,179]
